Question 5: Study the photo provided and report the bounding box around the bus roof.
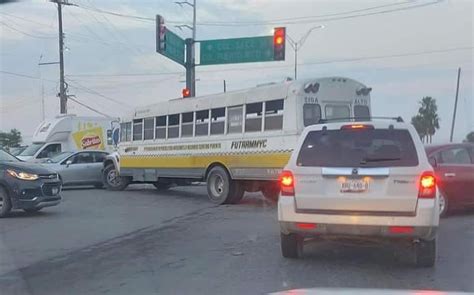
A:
[131,76,368,119]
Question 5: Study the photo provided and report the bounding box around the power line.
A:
[68,96,111,117]
[67,46,474,77]
[0,21,56,39]
[0,70,58,83]
[74,0,443,26]
[0,12,55,27]
[66,78,132,108]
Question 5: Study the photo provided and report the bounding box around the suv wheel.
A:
[414,239,436,267]
[0,187,12,218]
[280,233,303,258]
[103,164,130,191]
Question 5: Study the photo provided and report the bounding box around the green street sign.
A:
[200,36,275,65]
[163,30,185,65]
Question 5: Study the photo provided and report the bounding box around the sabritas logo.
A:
[81,135,101,149]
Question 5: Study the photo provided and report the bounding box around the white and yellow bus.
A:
[103,76,372,204]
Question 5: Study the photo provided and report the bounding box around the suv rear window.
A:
[297,128,419,167]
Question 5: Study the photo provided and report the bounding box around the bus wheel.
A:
[103,164,130,191]
[206,166,241,205]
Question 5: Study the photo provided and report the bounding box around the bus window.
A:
[155,116,166,139]
[303,104,321,126]
[264,99,284,131]
[245,102,263,132]
[132,119,143,141]
[168,114,179,138]
[196,110,209,136]
[325,105,350,120]
[228,105,243,134]
[211,108,225,135]
[182,112,194,137]
[354,105,370,119]
[120,122,131,142]
[143,117,154,140]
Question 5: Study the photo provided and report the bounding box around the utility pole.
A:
[450,67,461,142]
[51,0,74,114]
[223,80,226,93]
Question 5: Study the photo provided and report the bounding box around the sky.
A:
[0,0,473,143]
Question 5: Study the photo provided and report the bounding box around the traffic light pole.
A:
[185,38,194,96]
[191,0,196,97]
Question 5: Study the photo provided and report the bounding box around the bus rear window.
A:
[325,105,350,120]
[297,129,418,167]
[303,104,321,126]
[354,105,370,119]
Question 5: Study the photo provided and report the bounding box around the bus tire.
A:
[226,181,245,204]
[206,166,240,205]
[103,164,130,191]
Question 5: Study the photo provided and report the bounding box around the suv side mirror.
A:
[66,160,73,167]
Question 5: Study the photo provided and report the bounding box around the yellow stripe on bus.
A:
[120,152,291,169]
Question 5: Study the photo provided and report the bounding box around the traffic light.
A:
[156,14,166,53]
[182,88,190,98]
[273,27,286,61]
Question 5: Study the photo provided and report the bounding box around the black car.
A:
[0,149,62,217]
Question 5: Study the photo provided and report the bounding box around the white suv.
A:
[278,119,439,267]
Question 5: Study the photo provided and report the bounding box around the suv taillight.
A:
[418,171,436,199]
[280,170,295,197]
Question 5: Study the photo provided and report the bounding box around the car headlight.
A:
[6,169,39,181]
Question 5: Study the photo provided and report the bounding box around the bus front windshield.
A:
[19,143,44,157]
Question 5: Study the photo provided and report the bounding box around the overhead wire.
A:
[66,46,474,78]
[74,0,443,26]
[0,20,56,39]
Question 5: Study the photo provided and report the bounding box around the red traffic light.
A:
[182,88,190,98]
[273,27,286,61]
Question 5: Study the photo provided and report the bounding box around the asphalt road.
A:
[1,186,473,295]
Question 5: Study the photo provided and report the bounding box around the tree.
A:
[0,129,22,150]
[411,96,440,143]
[466,131,474,143]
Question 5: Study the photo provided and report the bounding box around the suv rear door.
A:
[293,125,421,214]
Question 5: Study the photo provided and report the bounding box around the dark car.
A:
[0,149,62,217]
[425,143,474,216]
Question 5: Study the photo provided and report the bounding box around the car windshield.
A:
[0,149,19,162]
[297,128,419,167]
[18,142,44,157]
[47,151,74,163]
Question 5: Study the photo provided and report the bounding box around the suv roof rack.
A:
[317,116,404,124]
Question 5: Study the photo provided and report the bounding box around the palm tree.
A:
[411,97,440,143]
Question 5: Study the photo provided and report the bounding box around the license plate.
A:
[340,179,369,193]
[51,187,60,195]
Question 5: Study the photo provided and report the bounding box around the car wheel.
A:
[439,192,449,217]
[103,164,130,191]
[0,187,12,218]
[414,238,436,268]
[23,208,42,214]
[280,233,303,258]
[206,166,242,205]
